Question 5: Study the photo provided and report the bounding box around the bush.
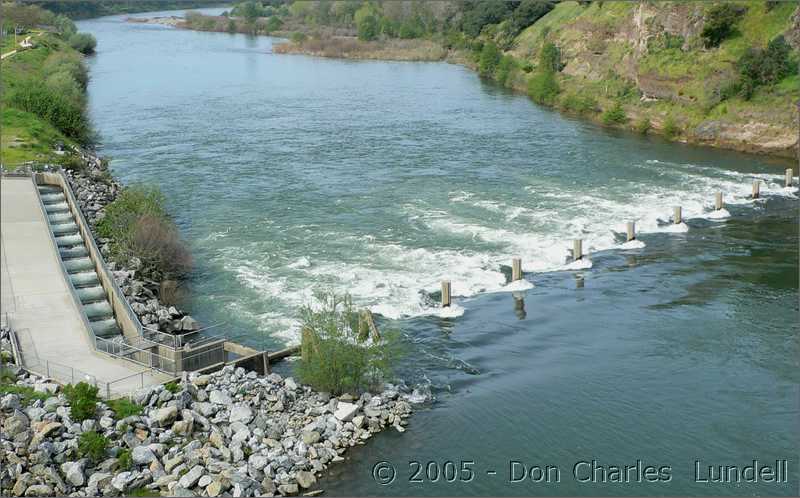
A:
[601,102,627,125]
[97,186,190,278]
[0,383,50,404]
[527,70,559,104]
[539,42,561,73]
[64,382,99,422]
[68,33,97,54]
[131,216,193,279]
[54,14,77,38]
[478,42,500,77]
[117,448,133,470]
[635,117,651,134]
[290,31,307,44]
[107,398,143,418]
[662,116,680,139]
[495,55,514,86]
[701,4,745,48]
[736,35,794,99]
[357,14,379,41]
[560,93,597,114]
[78,431,108,462]
[8,79,91,143]
[164,381,180,394]
[296,292,403,395]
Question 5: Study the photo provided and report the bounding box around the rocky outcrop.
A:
[0,366,420,497]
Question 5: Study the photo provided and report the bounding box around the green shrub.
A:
[290,31,307,44]
[117,448,133,470]
[78,430,108,462]
[662,116,680,139]
[495,55,514,86]
[296,292,403,395]
[0,366,16,383]
[54,14,77,38]
[527,70,559,104]
[68,33,97,54]
[107,398,143,418]
[736,35,794,100]
[701,4,745,48]
[478,42,500,77]
[601,102,627,125]
[560,93,597,114]
[0,383,50,404]
[63,382,99,422]
[8,79,91,143]
[164,381,180,394]
[96,186,190,279]
[539,42,561,73]
[356,14,378,41]
[635,117,651,134]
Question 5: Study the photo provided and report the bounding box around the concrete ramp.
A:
[1,176,167,396]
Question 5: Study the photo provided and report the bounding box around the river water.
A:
[79,10,798,496]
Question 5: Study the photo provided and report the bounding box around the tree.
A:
[539,42,560,72]
[68,33,97,54]
[509,0,554,37]
[478,41,501,77]
[701,4,745,48]
[460,0,515,38]
[54,14,77,37]
[527,70,559,104]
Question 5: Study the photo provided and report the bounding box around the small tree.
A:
[296,292,403,395]
[78,431,108,462]
[527,70,559,104]
[478,41,500,77]
[601,101,627,124]
[68,33,97,54]
[701,4,745,48]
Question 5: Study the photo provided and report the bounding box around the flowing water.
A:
[79,10,798,495]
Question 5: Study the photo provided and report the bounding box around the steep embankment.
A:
[500,1,799,157]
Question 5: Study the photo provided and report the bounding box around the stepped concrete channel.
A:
[1,175,169,396]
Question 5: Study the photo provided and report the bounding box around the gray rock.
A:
[333,402,358,422]
[248,454,269,471]
[152,405,178,426]
[86,472,112,493]
[110,471,134,492]
[4,410,29,437]
[301,431,320,445]
[178,464,204,489]
[278,483,299,496]
[198,475,213,488]
[61,460,86,486]
[229,404,253,424]
[284,377,298,390]
[295,470,316,489]
[132,445,156,464]
[24,484,53,497]
[172,486,196,497]
[209,390,232,405]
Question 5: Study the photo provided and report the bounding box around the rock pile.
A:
[1,365,416,497]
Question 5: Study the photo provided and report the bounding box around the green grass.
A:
[106,398,144,418]
[0,383,51,404]
[0,33,75,169]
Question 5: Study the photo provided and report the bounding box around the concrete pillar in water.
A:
[752,180,760,199]
[573,239,583,260]
[673,206,682,225]
[626,222,636,241]
[786,169,793,188]
[715,192,723,211]
[441,280,451,308]
[511,258,522,281]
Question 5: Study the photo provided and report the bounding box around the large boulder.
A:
[333,402,358,422]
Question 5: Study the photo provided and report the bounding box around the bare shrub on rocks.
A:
[131,215,193,279]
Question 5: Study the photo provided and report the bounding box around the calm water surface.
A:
[79,10,798,495]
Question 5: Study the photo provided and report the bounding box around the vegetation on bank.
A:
[297,292,403,395]
[97,186,192,280]
[1,2,97,167]
[33,0,233,20]
[184,0,798,156]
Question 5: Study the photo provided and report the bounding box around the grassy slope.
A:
[506,1,798,155]
[0,32,76,169]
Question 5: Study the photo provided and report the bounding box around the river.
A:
[78,9,798,496]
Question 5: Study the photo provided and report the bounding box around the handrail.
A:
[30,174,104,351]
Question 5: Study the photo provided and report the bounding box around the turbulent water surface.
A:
[80,10,798,496]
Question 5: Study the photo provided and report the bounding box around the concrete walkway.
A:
[1,176,167,396]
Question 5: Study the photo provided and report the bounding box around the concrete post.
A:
[441,280,451,308]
